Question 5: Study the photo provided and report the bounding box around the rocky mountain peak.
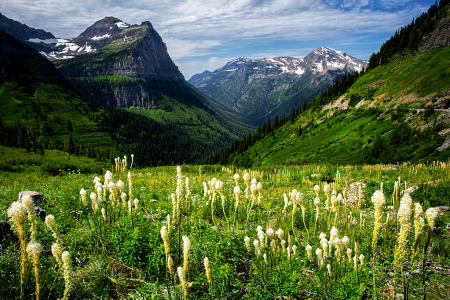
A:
[72,16,130,43]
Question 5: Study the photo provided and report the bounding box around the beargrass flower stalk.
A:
[185,177,191,212]
[281,239,286,253]
[96,186,102,203]
[394,194,412,275]
[322,242,328,259]
[211,177,217,216]
[102,184,107,203]
[259,233,265,249]
[80,188,87,206]
[257,182,263,204]
[270,239,277,253]
[287,246,291,260]
[306,244,312,262]
[120,192,127,208]
[334,238,343,261]
[266,228,274,239]
[108,182,117,206]
[23,195,37,242]
[314,185,320,197]
[62,251,72,300]
[316,248,324,269]
[51,243,63,265]
[276,228,284,240]
[292,245,297,256]
[90,192,98,213]
[410,203,425,270]
[45,215,63,246]
[244,236,250,252]
[105,170,113,187]
[161,226,170,260]
[353,255,358,271]
[116,180,124,194]
[342,236,350,249]
[134,199,139,210]
[314,197,321,230]
[253,239,261,257]
[359,254,365,267]
[327,264,332,277]
[371,190,386,249]
[216,180,228,222]
[167,255,174,278]
[171,194,176,227]
[234,173,240,186]
[331,195,337,212]
[421,207,439,297]
[203,182,208,198]
[128,171,133,203]
[94,176,100,184]
[263,253,268,265]
[250,183,257,208]
[324,184,331,209]
[101,208,106,221]
[8,201,28,300]
[128,200,132,215]
[243,173,250,197]
[183,236,191,271]
[204,257,212,286]
[177,266,189,298]
[347,248,352,263]
[27,241,43,300]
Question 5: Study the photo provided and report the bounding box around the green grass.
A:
[0,162,449,299]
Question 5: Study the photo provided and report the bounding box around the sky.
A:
[0,0,437,79]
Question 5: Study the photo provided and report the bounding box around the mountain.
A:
[205,1,450,166]
[0,28,248,167]
[188,48,367,123]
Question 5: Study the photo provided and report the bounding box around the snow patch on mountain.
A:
[115,22,129,29]
[91,34,111,40]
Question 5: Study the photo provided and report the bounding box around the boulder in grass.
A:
[18,191,44,206]
[0,220,17,244]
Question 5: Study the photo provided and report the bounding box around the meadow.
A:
[0,159,449,299]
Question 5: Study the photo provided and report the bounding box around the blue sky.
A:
[0,0,437,79]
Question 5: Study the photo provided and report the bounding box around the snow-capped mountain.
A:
[188,47,367,121]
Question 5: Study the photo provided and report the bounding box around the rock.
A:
[437,206,449,215]
[34,207,46,222]
[401,186,419,195]
[18,191,44,206]
[150,199,158,202]
[0,220,17,244]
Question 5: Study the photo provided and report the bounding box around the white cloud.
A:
[164,38,223,59]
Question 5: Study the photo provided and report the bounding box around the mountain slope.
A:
[207,3,450,167]
[0,28,239,167]
[48,17,252,144]
[188,48,367,123]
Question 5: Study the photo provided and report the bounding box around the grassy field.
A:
[1,160,449,299]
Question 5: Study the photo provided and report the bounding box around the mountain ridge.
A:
[188,47,367,123]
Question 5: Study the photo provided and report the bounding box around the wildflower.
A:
[203,182,208,197]
[101,208,106,221]
[394,193,412,273]
[353,255,358,271]
[62,251,72,300]
[96,186,102,202]
[27,241,43,299]
[177,266,189,298]
[167,255,174,278]
[116,180,125,194]
[45,215,63,246]
[266,228,274,239]
[322,242,328,259]
[276,228,284,240]
[244,236,250,252]
[316,248,324,268]
[263,253,268,265]
[161,226,170,259]
[342,236,350,249]
[359,254,365,266]
[128,172,133,204]
[94,176,100,183]
[204,257,212,285]
[324,184,331,209]
[426,207,438,229]
[251,178,257,185]
[330,227,339,242]
[306,244,312,261]
[128,200,132,214]
[371,190,385,248]
[346,248,352,263]
[244,173,250,197]
[280,239,286,253]
[314,185,320,197]
[121,193,127,208]
[327,264,332,277]
[52,243,63,265]
[233,173,240,185]
[331,195,337,211]
[257,182,263,204]
[292,245,297,256]
[314,197,321,220]
[253,239,261,257]
[182,236,191,271]
[134,199,139,210]
[80,189,87,206]
[234,186,240,209]
[319,232,326,240]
